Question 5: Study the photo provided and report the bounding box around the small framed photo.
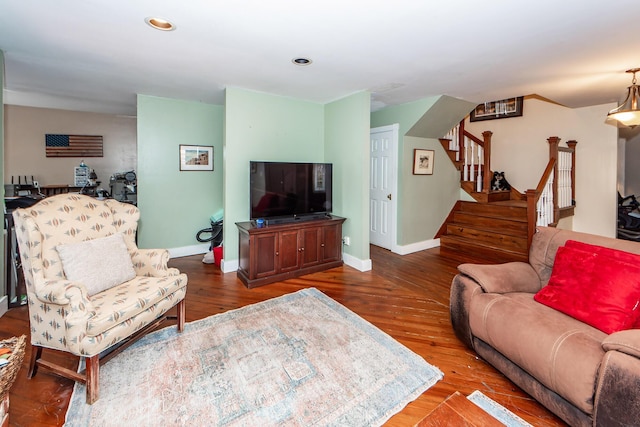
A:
[179,145,213,171]
[470,96,523,122]
[413,149,434,175]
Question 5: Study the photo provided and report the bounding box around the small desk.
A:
[40,185,97,196]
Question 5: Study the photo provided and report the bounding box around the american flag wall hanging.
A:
[45,134,104,158]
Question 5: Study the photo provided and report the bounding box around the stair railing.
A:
[442,121,492,193]
[525,137,577,247]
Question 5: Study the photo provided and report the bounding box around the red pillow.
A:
[534,245,640,334]
[565,240,640,328]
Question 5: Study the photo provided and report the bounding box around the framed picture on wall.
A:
[470,96,524,122]
[179,145,213,171]
[413,149,434,175]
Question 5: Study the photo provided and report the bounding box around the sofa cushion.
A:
[56,233,136,296]
[469,292,605,414]
[528,227,640,288]
[565,239,640,264]
[534,245,640,334]
[25,194,120,280]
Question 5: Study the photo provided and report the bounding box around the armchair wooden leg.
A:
[85,355,100,404]
[177,299,186,332]
[27,345,42,379]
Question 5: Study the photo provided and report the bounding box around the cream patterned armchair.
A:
[12,194,187,404]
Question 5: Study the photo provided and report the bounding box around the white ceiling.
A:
[1,0,639,116]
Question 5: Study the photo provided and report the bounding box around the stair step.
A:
[458,201,527,220]
[445,224,528,252]
[440,235,528,263]
[452,212,528,235]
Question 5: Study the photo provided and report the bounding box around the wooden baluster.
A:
[482,131,492,194]
[566,140,578,206]
[547,136,561,224]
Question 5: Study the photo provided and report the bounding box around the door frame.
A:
[369,124,399,253]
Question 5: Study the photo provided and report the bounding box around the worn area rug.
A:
[65,288,443,426]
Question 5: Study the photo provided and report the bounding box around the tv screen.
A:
[250,161,332,221]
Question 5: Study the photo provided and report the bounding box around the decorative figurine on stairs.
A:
[491,171,512,191]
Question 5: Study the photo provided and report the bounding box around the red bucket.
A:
[213,246,223,267]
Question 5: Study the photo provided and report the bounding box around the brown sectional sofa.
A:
[450,226,640,426]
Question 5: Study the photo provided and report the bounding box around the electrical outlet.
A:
[343,236,350,246]
[33,180,39,188]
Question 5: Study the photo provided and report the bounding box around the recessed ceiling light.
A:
[145,17,176,31]
[292,57,312,66]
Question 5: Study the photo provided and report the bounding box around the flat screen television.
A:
[250,161,332,223]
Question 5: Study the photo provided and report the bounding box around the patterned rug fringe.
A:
[467,390,533,427]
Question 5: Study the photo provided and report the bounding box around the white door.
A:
[370,125,398,250]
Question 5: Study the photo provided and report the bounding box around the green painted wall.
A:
[223,88,325,264]
[136,95,223,249]
[370,95,474,246]
[370,97,440,245]
[324,92,371,262]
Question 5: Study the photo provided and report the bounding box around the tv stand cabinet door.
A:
[300,227,322,268]
[253,232,278,278]
[321,222,342,263]
[277,229,301,273]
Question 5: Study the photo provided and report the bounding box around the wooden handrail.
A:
[463,130,484,146]
[448,120,492,194]
[536,158,556,195]
[526,157,556,248]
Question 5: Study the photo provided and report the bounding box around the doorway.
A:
[369,124,398,251]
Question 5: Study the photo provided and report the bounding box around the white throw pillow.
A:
[56,233,136,296]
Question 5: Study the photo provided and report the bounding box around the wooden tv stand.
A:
[236,215,346,288]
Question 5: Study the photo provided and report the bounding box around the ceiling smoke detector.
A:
[145,17,176,31]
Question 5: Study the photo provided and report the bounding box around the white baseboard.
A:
[0,295,7,319]
[168,243,210,259]
[343,253,372,272]
[167,240,436,271]
[393,238,440,255]
[221,259,238,273]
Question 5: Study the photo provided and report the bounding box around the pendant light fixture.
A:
[607,68,640,128]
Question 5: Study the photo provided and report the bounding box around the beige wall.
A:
[4,105,136,187]
[466,98,618,238]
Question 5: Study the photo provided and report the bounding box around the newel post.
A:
[547,136,561,223]
[525,189,539,251]
[566,140,578,206]
[482,131,492,192]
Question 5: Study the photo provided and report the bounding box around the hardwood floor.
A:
[0,245,566,426]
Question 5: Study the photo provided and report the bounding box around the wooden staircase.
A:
[437,122,576,263]
[439,200,529,262]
